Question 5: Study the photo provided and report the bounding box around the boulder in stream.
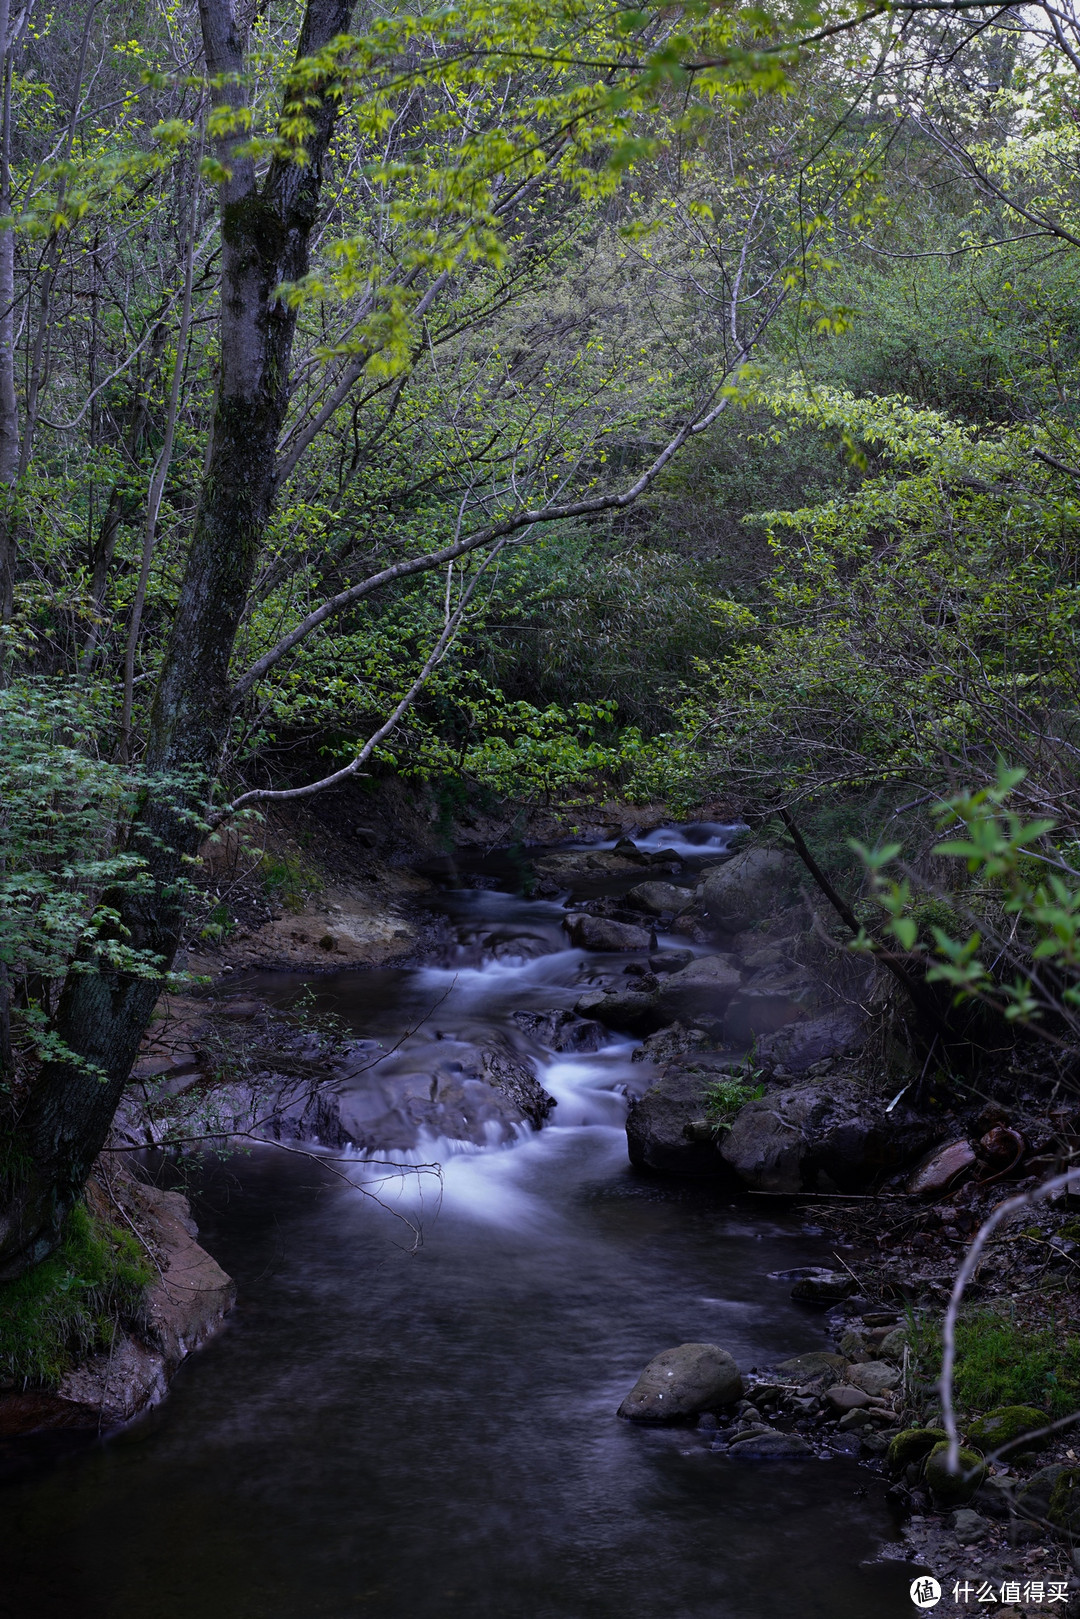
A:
[624,881,693,917]
[655,955,742,1021]
[265,1034,558,1153]
[625,1055,746,1174]
[574,988,664,1035]
[719,1078,942,1193]
[617,1342,743,1422]
[565,913,651,952]
[698,848,801,934]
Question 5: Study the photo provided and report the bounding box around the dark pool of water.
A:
[0,830,920,1618]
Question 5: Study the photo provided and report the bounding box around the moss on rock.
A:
[1049,1470,1080,1535]
[924,1441,986,1506]
[887,1427,948,1473]
[966,1405,1048,1453]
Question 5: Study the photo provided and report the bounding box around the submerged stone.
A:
[728,1431,813,1458]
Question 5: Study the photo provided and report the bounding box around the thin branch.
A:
[218,542,505,816]
[940,1166,1080,1475]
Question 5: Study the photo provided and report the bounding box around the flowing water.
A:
[0,828,920,1618]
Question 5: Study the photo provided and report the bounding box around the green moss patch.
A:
[967,1405,1049,1453]
[925,1442,986,1506]
[0,1202,153,1387]
[908,1309,1080,1421]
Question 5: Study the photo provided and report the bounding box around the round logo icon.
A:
[909,1576,942,1609]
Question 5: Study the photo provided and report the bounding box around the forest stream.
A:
[1,826,921,1619]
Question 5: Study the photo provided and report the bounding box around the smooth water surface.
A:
[1,833,916,1618]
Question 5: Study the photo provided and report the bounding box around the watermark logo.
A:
[909,1574,1071,1607]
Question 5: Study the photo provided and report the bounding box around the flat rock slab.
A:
[726,1431,813,1459]
[847,1361,900,1397]
[618,1342,743,1423]
[790,1269,856,1303]
[907,1138,977,1195]
[565,914,651,952]
[773,1352,848,1382]
[826,1384,871,1413]
[625,881,693,916]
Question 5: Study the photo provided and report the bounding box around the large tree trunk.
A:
[0,0,21,632]
[0,0,356,1278]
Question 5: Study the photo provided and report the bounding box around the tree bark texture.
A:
[0,0,356,1277]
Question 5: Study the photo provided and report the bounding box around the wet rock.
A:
[279,1034,558,1153]
[625,881,693,917]
[966,1405,1048,1454]
[625,1065,728,1174]
[656,955,742,1021]
[754,1009,869,1076]
[720,1079,941,1194]
[859,1431,895,1457]
[617,1342,743,1422]
[838,1407,874,1431]
[924,1441,986,1506]
[512,1008,606,1053]
[726,1430,812,1459]
[773,1352,848,1382]
[907,1138,977,1195]
[56,1334,169,1426]
[790,1269,856,1303]
[826,1384,871,1413]
[573,989,663,1035]
[613,838,648,862]
[649,950,694,974]
[698,848,801,934]
[846,1362,898,1398]
[565,914,651,952]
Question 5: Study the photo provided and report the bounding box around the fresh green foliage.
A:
[860,764,1080,1039]
[0,681,195,1068]
[703,1074,765,1125]
[259,852,324,914]
[0,1201,152,1387]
